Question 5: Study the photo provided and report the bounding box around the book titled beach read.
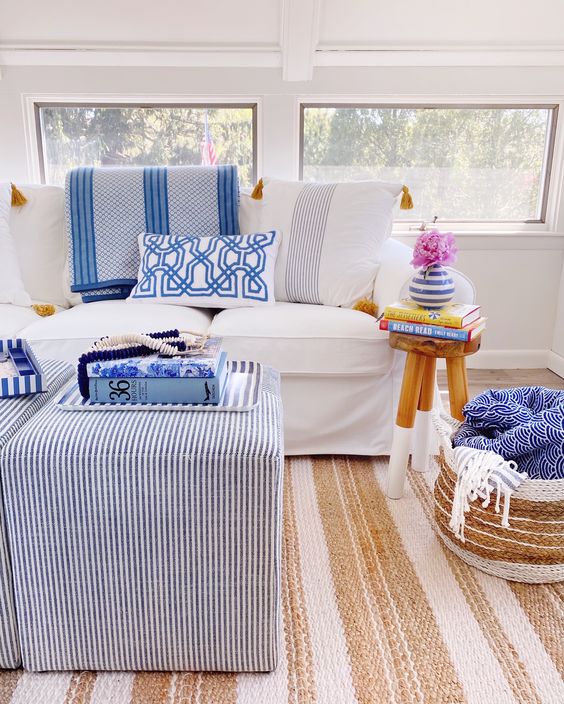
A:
[380,317,486,341]
[383,300,481,329]
[89,352,228,404]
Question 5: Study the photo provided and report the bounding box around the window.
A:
[36,103,257,187]
[300,104,558,223]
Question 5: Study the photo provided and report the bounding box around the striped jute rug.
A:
[1,457,563,704]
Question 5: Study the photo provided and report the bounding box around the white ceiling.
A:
[2,0,564,79]
[320,0,564,47]
[1,0,280,46]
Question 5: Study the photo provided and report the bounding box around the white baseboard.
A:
[548,351,564,378]
[437,349,550,370]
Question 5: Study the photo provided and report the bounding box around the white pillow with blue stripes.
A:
[245,179,403,308]
[127,230,281,308]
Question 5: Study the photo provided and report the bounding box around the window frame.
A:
[32,99,259,186]
[298,101,560,229]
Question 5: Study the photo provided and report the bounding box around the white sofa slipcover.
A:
[18,300,215,364]
[0,304,42,338]
[0,184,475,455]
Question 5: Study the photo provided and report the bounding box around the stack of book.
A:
[380,300,485,341]
[87,336,228,405]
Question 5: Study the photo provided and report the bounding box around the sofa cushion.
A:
[17,301,214,363]
[0,304,41,337]
[9,184,68,308]
[209,302,393,376]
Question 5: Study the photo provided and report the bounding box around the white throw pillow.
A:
[128,230,281,308]
[253,178,402,308]
[9,184,69,307]
[239,190,264,234]
[0,183,32,307]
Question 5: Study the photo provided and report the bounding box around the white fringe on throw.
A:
[450,446,527,542]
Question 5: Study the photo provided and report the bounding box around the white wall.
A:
[549,265,564,375]
[1,64,563,370]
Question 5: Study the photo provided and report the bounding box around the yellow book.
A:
[383,300,481,329]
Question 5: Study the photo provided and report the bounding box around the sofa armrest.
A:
[373,238,476,309]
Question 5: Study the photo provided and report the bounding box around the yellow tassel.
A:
[352,298,378,317]
[11,184,28,207]
[32,304,56,317]
[250,178,264,200]
[400,185,413,210]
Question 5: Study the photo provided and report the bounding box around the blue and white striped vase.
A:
[408,263,455,310]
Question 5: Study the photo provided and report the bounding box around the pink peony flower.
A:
[410,229,458,270]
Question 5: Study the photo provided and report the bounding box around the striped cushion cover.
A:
[1,367,283,672]
[0,359,74,669]
[240,179,403,308]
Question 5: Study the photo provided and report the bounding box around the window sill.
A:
[392,230,564,250]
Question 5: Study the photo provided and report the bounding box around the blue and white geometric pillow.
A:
[128,231,281,308]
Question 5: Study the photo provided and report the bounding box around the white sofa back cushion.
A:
[249,178,402,308]
[0,183,32,307]
[9,184,69,308]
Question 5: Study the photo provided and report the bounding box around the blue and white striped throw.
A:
[66,165,240,302]
[0,359,74,669]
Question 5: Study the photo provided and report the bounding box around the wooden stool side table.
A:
[386,332,481,499]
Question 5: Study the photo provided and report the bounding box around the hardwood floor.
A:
[437,368,564,398]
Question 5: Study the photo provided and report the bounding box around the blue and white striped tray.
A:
[55,361,262,412]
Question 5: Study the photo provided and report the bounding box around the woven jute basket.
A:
[432,411,564,583]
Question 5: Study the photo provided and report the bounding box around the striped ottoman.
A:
[1,366,284,672]
[0,359,74,669]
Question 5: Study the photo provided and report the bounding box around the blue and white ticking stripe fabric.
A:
[285,183,337,304]
[129,231,280,307]
[0,359,74,669]
[1,367,283,672]
[454,386,564,480]
[66,165,240,303]
[408,264,455,310]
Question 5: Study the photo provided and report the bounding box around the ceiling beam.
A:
[281,0,321,82]
[0,44,281,68]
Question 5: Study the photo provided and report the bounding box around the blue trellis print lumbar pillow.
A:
[128,231,281,308]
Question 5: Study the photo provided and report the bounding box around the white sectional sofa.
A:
[1,184,473,455]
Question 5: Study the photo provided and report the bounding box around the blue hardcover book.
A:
[89,352,228,404]
[380,318,485,341]
[87,336,223,378]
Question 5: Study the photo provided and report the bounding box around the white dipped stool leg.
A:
[411,410,431,472]
[411,357,436,473]
[387,426,414,499]
[386,351,425,499]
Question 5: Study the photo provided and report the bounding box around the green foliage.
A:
[41,106,254,187]
[303,107,551,221]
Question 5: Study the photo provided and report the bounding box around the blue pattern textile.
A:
[66,165,240,303]
[0,359,74,669]
[1,367,283,672]
[453,386,564,480]
[129,231,280,307]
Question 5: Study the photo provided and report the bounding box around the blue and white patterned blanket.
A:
[453,386,564,480]
[65,165,240,302]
